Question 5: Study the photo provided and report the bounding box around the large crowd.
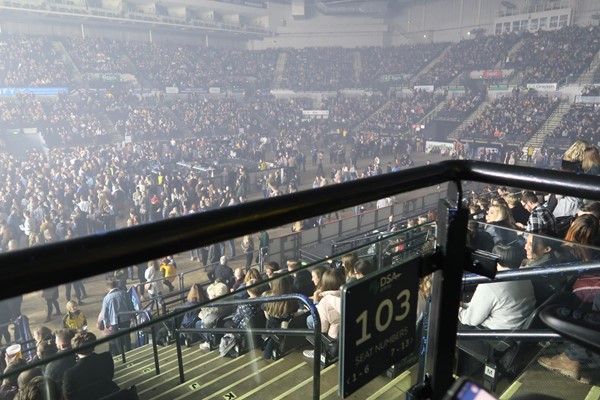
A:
[1,24,600,399]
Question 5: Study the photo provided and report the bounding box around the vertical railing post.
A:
[421,181,468,398]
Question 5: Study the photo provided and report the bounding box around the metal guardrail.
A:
[174,294,321,399]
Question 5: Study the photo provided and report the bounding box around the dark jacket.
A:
[44,350,77,389]
[62,352,119,400]
[292,269,315,298]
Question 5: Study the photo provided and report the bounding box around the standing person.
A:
[159,257,177,293]
[42,286,61,323]
[99,280,134,356]
[145,261,165,313]
[62,300,87,331]
[256,230,269,267]
[208,256,235,289]
[241,235,254,269]
[62,332,119,400]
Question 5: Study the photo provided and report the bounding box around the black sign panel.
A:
[339,258,420,397]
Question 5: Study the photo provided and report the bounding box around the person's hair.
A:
[3,359,26,387]
[220,255,228,265]
[263,276,296,317]
[286,260,300,271]
[54,329,76,349]
[17,367,43,390]
[493,244,525,269]
[530,233,559,258]
[206,281,228,299]
[310,265,328,291]
[341,253,358,278]
[563,139,589,162]
[503,193,520,207]
[564,214,599,261]
[66,300,78,311]
[354,259,376,277]
[71,331,97,356]
[244,268,262,283]
[107,279,119,290]
[18,376,61,400]
[579,202,600,219]
[187,283,208,303]
[319,269,345,292]
[37,340,58,360]
[521,191,538,205]
[582,146,600,172]
[264,262,280,274]
[33,326,53,343]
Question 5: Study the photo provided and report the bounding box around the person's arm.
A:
[458,286,495,327]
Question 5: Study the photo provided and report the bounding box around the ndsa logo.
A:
[369,271,403,294]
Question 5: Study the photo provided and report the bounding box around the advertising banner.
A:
[0,87,69,96]
[527,83,557,91]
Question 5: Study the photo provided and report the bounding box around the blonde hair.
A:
[563,140,589,162]
[503,193,519,207]
[582,147,600,172]
[66,300,78,311]
[206,281,228,299]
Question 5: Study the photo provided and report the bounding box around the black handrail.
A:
[463,260,600,284]
[173,294,322,400]
[4,161,600,301]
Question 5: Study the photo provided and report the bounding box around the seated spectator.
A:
[17,367,43,393]
[524,232,566,303]
[287,260,314,298]
[303,268,345,359]
[504,193,530,226]
[353,259,377,279]
[261,277,299,359]
[43,329,76,390]
[17,376,61,400]
[264,262,280,279]
[207,256,235,289]
[62,300,87,331]
[459,243,535,330]
[0,359,25,400]
[341,253,358,283]
[582,146,600,175]
[518,191,557,235]
[484,204,519,245]
[231,268,245,292]
[310,265,328,304]
[225,279,264,331]
[198,281,232,350]
[35,340,58,367]
[62,331,119,400]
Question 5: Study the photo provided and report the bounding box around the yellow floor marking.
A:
[499,380,522,400]
[584,386,600,400]
[271,363,337,400]
[233,362,308,400]
[367,370,412,400]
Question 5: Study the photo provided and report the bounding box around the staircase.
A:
[53,40,85,86]
[575,47,600,85]
[522,101,572,150]
[410,43,452,86]
[113,344,417,400]
[354,50,362,84]
[272,52,288,89]
[495,37,526,70]
[447,101,489,140]
[99,113,122,145]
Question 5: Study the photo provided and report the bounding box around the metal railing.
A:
[2,160,600,397]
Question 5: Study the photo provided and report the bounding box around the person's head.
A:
[310,265,328,289]
[18,376,61,400]
[582,146,600,172]
[563,139,588,163]
[17,367,43,390]
[493,244,526,270]
[3,358,26,387]
[520,191,539,212]
[486,204,510,224]
[206,281,228,300]
[245,279,263,298]
[267,276,293,296]
[71,331,97,356]
[187,283,208,303]
[106,279,119,291]
[66,300,78,314]
[234,267,244,280]
[264,262,280,278]
[564,214,599,261]
[54,329,76,351]
[36,340,57,361]
[524,233,558,260]
[219,255,228,265]
[286,259,300,273]
[33,326,53,344]
[244,268,262,284]
[578,201,600,219]
[319,269,345,292]
[503,193,520,208]
[341,253,358,278]
[354,259,376,279]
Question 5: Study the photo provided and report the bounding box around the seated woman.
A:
[303,269,345,359]
[310,265,328,304]
[198,281,234,350]
[484,204,519,245]
[261,277,298,359]
[459,243,535,330]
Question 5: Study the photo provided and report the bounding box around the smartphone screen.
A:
[454,380,496,400]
